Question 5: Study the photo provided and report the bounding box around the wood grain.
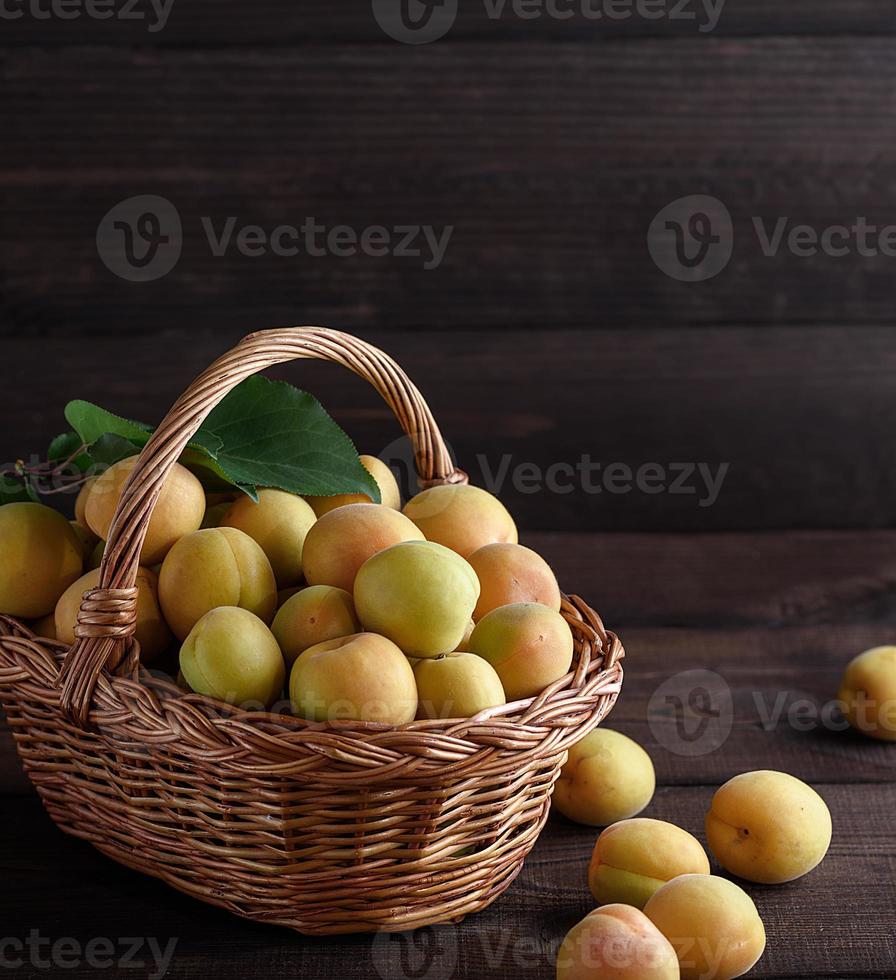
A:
[4,39,896,333]
[3,328,896,532]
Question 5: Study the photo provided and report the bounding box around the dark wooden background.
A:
[3,3,896,978]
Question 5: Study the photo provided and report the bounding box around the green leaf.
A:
[64,401,153,448]
[89,433,144,467]
[0,475,36,506]
[195,377,380,501]
[48,432,92,472]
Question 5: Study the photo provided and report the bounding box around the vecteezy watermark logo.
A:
[97,198,454,283]
[372,926,459,980]
[648,669,734,757]
[373,0,724,43]
[0,932,177,978]
[648,194,734,282]
[1,0,176,32]
[96,195,182,282]
[372,0,458,44]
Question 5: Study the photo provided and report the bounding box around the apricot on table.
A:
[222,489,317,588]
[271,585,361,667]
[556,904,680,980]
[553,728,656,827]
[644,874,766,980]
[0,502,84,619]
[302,502,423,592]
[589,818,710,909]
[705,770,832,884]
[85,455,205,565]
[414,653,506,719]
[289,632,417,725]
[158,527,277,640]
[306,454,402,516]
[468,602,573,701]
[354,540,480,658]
[402,484,518,558]
[180,606,285,709]
[838,646,896,741]
[55,566,173,661]
[468,542,562,621]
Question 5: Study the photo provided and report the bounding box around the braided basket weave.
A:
[0,327,624,935]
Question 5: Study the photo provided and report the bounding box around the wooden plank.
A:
[4,40,896,332]
[0,786,892,977]
[3,328,896,531]
[1,0,894,46]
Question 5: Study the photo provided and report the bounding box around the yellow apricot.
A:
[303,502,424,592]
[289,632,417,725]
[271,585,360,667]
[69,520,99,559]
[414,653,506,719]
[553,729,656,827]
[85,456,205,565]
[221,489,316,588]
[557,904,680,980]
[87,540,105,571]
[468,542,562,621]
[838,646,896,741]
[589,818,710,909]
[306,455,402,516]
[180,606,285,709]
[468,602,573,701]
[354,540,480,657]
[0,503,83,618]
[645,875,766,980]
[158,527,277,640]
[55,566,173,662]
[74,477,96,527]
[402,484,518,558]
[706,770,832,884]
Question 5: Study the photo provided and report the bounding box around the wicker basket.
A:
[0,327,624,935]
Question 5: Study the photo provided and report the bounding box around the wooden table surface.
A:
[2,529,894,979]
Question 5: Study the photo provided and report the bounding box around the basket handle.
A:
[58,327,464,726]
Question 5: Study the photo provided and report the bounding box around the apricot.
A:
[838,646,896,741]
[55,566,173,661]
[589,818,710,909]
[0,503,84,618]
[85,456,205,565]
[158,527,277,640]
[289,632,417,725]
[221,489,317,588]
[354,540,480,657]
[180,606,285,709]
[467,542,562,621]
[69,520,99,559]
[645,875,766,980]
[302,503,423,593]
[706,770,832,884]
[414,653,506,719]
[306,454,402,516]
[402,484,518,558]
[74,477,96,527]
[553,729,656,827]
[468,602,573,701]
[271,585,361,667]
[557,904,679,980]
